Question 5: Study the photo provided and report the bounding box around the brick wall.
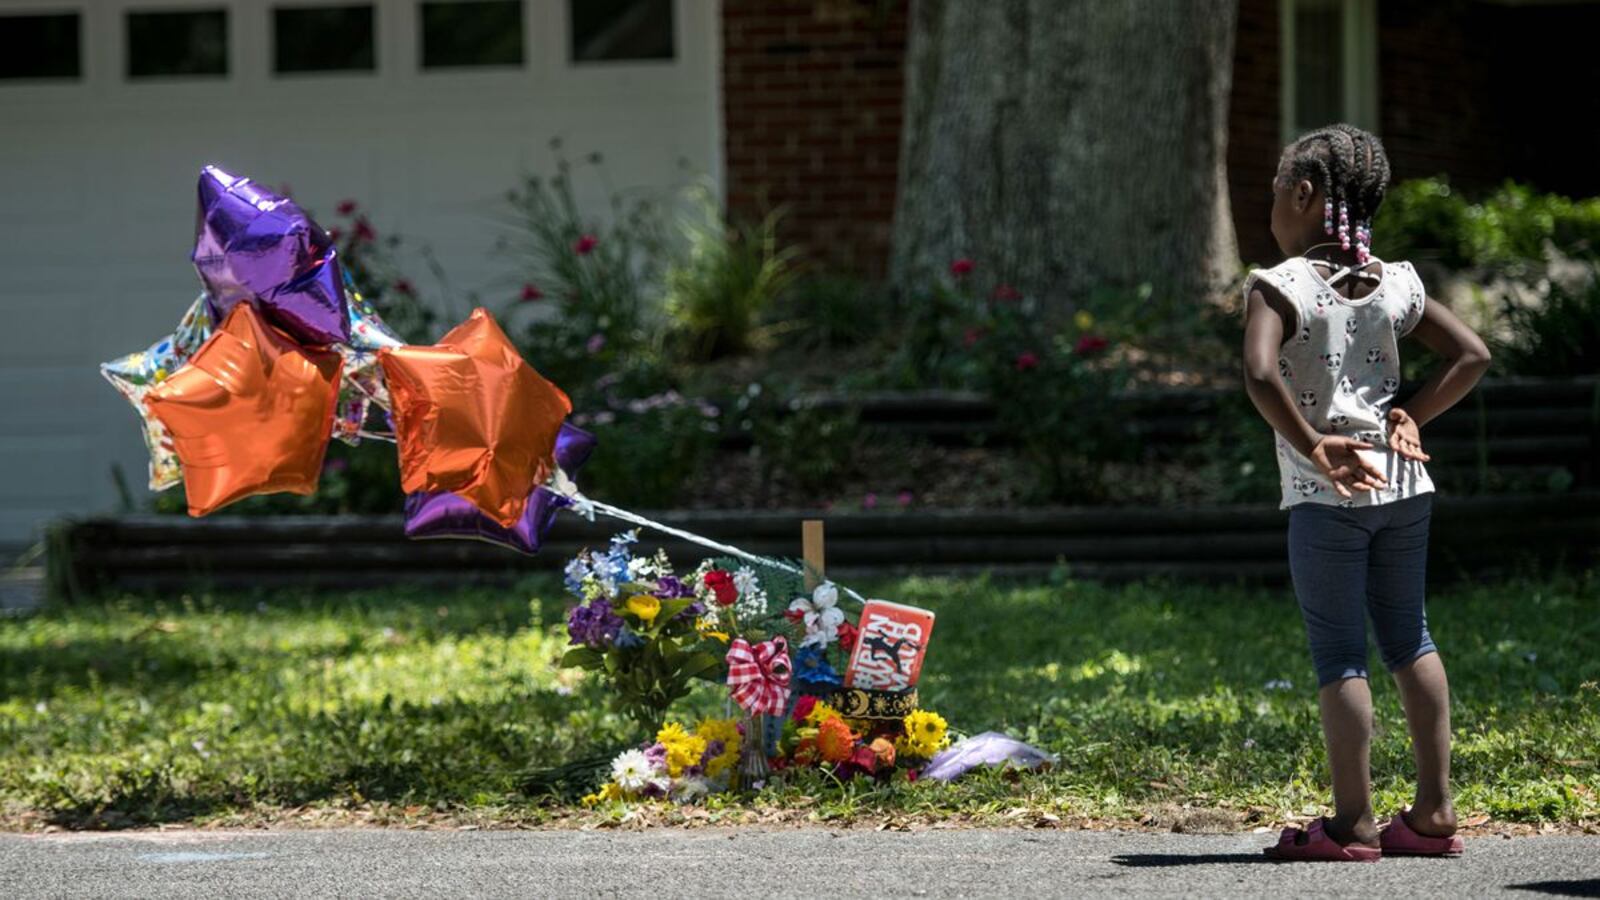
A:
[721,0,908,276]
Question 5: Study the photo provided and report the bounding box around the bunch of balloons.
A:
[101,166,591,554]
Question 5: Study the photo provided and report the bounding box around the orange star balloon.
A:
[379,307,571,527]
[145,303,343,517]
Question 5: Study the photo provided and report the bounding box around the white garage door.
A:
[0,0,720,547]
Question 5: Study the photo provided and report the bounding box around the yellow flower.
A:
[665,734,707,777]
[600,782,622,802]
[1074,310,1095,331]
[625,594,661,625]
[904,709,948,747]
[581,792,601,807]
[695,717,742,777]
[656,722,691,746]
[803,701,841,728]
[154,367,168,382]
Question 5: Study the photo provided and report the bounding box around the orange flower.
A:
[816,717,856,764]
[870,736,897,769]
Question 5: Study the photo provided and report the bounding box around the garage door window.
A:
[274,4,376,74]
[419,0,523,69]
[0,12,81,81]
[126,9,229,79]
[571,0,673,63]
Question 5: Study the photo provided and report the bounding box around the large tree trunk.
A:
[890,0,1240,310]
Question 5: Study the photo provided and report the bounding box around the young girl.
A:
[1242,124,1492,862]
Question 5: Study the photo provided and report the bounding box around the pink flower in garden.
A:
[1015,351,1040,372]
[354,217,377,243]
[949,258,974,277]
[962,327,983,348]
[574,234,599,256]
[520,283,544,302]
[1075,335,1109,356]
[991,283,1023,303]
[586,333,607,354]
[393,278,415,297]
[336,199,358,216]
[863,492,879,510]
[897,490,913,508]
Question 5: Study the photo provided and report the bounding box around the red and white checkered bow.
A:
[725,635,792,716]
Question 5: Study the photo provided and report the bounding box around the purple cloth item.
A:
[192,165,350,345]
[919,731,1057,782]
[403,421,597,555]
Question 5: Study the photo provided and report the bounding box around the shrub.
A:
[500,141,676,398]
[664,185,802,361]
[574,390,721,509]
[734,381,860,496]
[776,275,885,353]
[1375,177,1600,273]
[1495,273,1600,377]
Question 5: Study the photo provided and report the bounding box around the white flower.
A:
[672,776,711,803]
[611,529,639,548]
[733,567,768,620]
[627,556,656,580]
[787,582,844,648]
[611,749,653,792]
[1264,679,1293,691]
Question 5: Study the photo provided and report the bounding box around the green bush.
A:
[775,275,885,353]
[1496,274,1600,377]
[734,381,860,496]
[664,186,802,361]
[1375,177,1600,273]
[576,392,721,509]
[500,142,676,398]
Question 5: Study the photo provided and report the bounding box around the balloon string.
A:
[565,492,870,607]
[357,429,397,443]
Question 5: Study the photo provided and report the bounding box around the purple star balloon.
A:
[192,165,350,345]
[403,422,598,555]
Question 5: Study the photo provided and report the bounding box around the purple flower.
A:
[656,576,695,599]
[702,740,725,763]
[644,742,667,770]
[586,333,607,355]
[566,598,622,648]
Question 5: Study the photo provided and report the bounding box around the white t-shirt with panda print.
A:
[1243,255,1434,510]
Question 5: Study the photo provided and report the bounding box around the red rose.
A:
[791,694,819,723]
[990,283,1022,302]
[1015,351,1040,372]
[949,258,974,277]
[905,768,920,782]
[354,217,377,243]
[574,234,599,256]
[1075,334,1109,356]
[850,744,878,774]
[703,569,737,607]
[520,283,544,302]
[393,278,415,297]
[336,199,358,216]
[836,621,859,652]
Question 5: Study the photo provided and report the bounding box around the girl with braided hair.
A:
[1243,124,1493,861]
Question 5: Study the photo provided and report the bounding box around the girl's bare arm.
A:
[1397,299,1492,427]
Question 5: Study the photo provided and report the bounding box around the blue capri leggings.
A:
[1287,494,1438,687]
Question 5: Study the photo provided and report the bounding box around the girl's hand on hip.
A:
[1387,408,1432,462]
[1310,436,1389,498]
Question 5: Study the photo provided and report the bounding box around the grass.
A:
[1,572,1596,831]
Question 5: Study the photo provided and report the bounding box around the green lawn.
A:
[2,572,1596,830]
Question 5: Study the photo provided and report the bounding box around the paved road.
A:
[2,828,1596,898]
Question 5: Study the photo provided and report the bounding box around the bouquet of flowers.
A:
[559,531,727,728]
[772,698,950,782]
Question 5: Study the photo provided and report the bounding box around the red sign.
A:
[843,600,935,692]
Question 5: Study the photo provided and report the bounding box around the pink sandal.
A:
[1380,809,1464,857]
[1263,818,1382,862]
